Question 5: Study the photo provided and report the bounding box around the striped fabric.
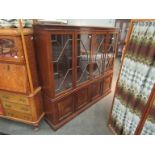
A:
[111,21,155,135]
[141,96,155,135]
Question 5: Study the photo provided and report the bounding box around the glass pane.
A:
[51,34,72,94]
[0,39,17,58]
[93,34,106,77]
[76,34,91,84]
[105,33,116,71]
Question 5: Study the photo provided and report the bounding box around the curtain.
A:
[110,21,155,135]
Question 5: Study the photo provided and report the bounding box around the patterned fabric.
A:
[111,21,155,135]
[141,96,155,135]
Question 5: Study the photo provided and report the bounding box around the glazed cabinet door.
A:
[92,33,107,77]
[50,33,74,95]
[105,33,117,71]
[75,33,92,85]
[93,32,117,76]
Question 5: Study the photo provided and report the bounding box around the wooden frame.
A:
[108,19,155,135]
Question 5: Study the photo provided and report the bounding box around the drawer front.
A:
[0,63,30,93]
[0,92,29,105]
[5,109,32,121]
[2,101,31,114]
[0,36,24,63]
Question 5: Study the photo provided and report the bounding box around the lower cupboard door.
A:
[56,96,74,121]
[75,87,89,110]
[89,81,102,101]
[103,75,112,94]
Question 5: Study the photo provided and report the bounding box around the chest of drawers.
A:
[0,27,44,128]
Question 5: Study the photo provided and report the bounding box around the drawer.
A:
[0,92,29,105]
[2,101,31,114]
[0,63,30,93]
[0,36,24,63]
[5,109,32,121]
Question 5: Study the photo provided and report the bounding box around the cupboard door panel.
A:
[75,87,88,110]
[89,81,102,101]
[0,63,29,93]
[56,96,74,121]
[103,75,112,93]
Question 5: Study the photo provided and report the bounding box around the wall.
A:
[67,19,116,27]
